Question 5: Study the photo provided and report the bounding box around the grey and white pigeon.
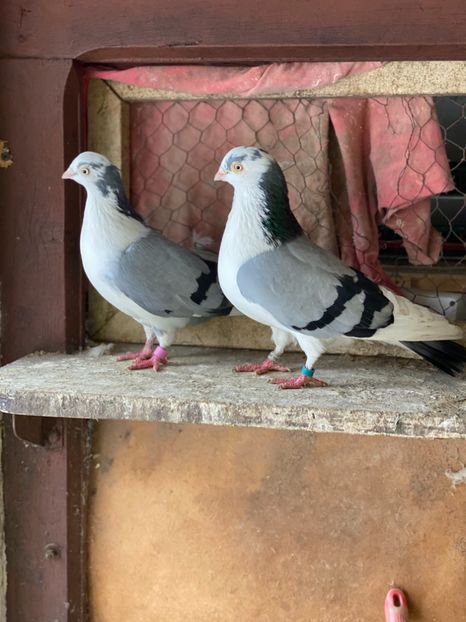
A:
[214,146,466,389]
[63,151,232,371]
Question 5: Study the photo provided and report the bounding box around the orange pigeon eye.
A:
[231,161,244,173]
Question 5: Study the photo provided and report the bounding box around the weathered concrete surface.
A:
[89,421,466,622]
[1,346,466,438]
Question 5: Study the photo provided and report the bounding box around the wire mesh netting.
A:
[130,95,466,320]
[131,99,331,252]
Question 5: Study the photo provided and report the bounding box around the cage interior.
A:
[87,75,466,349]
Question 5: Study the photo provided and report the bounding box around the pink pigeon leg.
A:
[235,327,294,374]
[234,358,291,375]
[268,366,327,390]
[117,337,156,362]
[128,346,168,372]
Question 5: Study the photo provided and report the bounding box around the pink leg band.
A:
[154,346,168,359]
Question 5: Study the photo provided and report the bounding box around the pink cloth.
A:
[328,97,452,287]
[89,62,383,98]
[88,63,453,290]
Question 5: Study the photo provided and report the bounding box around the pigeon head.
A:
[214,146,273,188]
[62,151,116,190]
[62,151,143,222]
[215,146,302,246]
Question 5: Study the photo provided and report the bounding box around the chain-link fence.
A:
[130,95,466,320]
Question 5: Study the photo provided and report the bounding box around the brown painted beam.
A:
[0,58,87,622]
[76,44,466,65]
[0,59,84,363]
[2,0,466,62]
[2,416,89,622]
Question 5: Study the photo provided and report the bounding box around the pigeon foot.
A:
[117,350,151,362]
[127,346,168,372]
[117,340,155,362]
[268,374,327,389]
[234,358,291,375]
[128,353,168,372]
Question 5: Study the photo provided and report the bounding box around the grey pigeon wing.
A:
[237,236,393,338]
[113,231,231,318]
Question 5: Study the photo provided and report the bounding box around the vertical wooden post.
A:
[0,59,84,362]
[0,58,87,621]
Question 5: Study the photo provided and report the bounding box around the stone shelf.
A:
[0,345,465,438]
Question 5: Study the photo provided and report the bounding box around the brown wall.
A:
[89,422,466,621]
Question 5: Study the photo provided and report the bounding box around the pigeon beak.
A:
[214,168,227,182]
[62,167,76,179]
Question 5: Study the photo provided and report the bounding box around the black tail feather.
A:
[401,340,466,376]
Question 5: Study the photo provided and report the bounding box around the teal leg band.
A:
[300,366,315,378]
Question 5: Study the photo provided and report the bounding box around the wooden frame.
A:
[3,0,466,65]
[2,1,466,620]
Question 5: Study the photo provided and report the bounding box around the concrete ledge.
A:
[1,346,466,439]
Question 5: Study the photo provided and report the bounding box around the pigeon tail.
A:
[401,339,466,376]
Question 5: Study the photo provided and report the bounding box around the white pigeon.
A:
[63,151,232,371]
[214,146,466,389]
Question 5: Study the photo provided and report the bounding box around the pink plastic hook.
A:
[385,588,409,622]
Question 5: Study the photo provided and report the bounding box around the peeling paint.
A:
[0,140,13,168]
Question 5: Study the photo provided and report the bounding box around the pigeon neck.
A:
[94,164,144,224]
[257,161,302,246]
[224,187,275,263]
[110,187,144,224]
[82,193,148,254]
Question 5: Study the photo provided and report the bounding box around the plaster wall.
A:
[89,421,466,621]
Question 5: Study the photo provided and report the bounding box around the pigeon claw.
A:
[268,374,328,390]
[117,350,151,362]
[117,341,155,362]
[127,354,168,372]
[234,358,291,375]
